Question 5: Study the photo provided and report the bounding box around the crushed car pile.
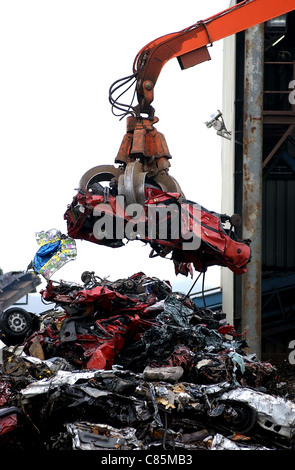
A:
[0,271,295,450]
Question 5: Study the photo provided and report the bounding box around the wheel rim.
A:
[79,165,122,191]
[7,312,28,333]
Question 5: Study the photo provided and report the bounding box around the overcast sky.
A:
[0,0,230,295]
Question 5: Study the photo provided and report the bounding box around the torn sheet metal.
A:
[210,433,270,450]
[21,370,98,398]
[66,422,143,450]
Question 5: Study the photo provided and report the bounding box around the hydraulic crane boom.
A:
[132,0,295,115]
[133,0,295,112]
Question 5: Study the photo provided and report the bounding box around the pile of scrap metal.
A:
[0,271,295,451]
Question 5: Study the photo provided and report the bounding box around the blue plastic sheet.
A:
[32,229,77,279]
[33,240,62,273]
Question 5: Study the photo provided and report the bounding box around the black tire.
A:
[0,307,34,345]
[220,400,257,434]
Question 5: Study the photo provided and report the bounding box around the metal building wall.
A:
[263,178,295,270]
[222,8,295,359]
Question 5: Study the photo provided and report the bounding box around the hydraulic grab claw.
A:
[79,115,184,205]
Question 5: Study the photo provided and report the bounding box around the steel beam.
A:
[262,124,295,168]
[242,23,264,359]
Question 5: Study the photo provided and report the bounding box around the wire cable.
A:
[201,271,207,308]
[109,73,138,119]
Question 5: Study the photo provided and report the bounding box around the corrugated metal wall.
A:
[263,177,295,270]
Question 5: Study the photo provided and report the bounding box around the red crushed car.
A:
[64,185,251,276]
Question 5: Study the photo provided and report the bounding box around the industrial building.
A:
[221,3,295,360]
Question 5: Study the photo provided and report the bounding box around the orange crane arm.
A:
[133,0,295,113]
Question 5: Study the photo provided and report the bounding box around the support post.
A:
[242,23,264,359]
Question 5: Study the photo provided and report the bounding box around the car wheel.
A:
[220,400,257,434]
[0,307,33,345]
